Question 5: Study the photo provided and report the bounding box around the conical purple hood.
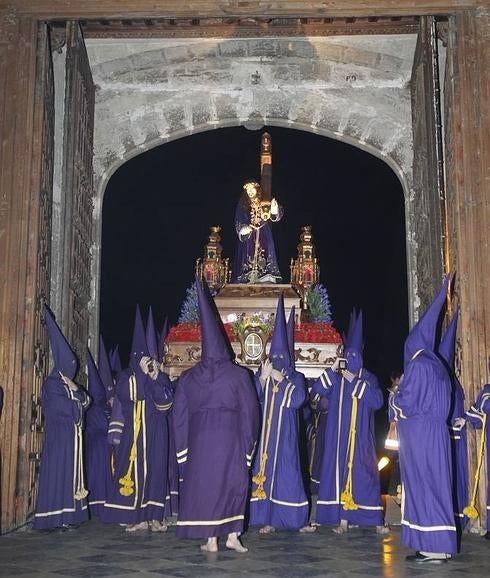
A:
[439,307,459,367]
[98,335,113,393]
[109,345,122,375]
[146,306,159,360]
[43,305,78,379]
[287,306,296,368]
[196,278,233,363]
[345,309,363,374]
[129,305,148,371]
[86,349,107,406]
[269,294,291,371]
[404,275,450,365]
[343,307,357,349]
[157,317,169,363]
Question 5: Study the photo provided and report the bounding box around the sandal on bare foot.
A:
[125,521,149,532]
[376,524,390,535]
[299,524,318,533]
[151,520,168,532]
[259,525,276,534]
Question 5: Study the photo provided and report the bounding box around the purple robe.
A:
[164,380,179,518]
[448,376,469,530]
[34,374,90,529]
[173,361,260,538]
[308,395,329,495]
[465,384,490,531]
[249,368,309,529]
[102,367,173,524]
[310,367,384,526]
[390,350,457,554]
[231,201,283,283]
[85,400,111,518]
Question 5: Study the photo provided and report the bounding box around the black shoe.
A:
[406,552,448,564]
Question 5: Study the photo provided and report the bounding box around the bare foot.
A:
[125,521,149,532]
[299,524,318,533]
[259,525,276,534]
[226,532,248,553]
[200,538,218,552]
[376,524,390,535]
[150,520,168,532]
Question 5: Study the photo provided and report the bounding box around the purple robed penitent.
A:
[249,295,309,530]
[173,279,260,539]
[34,306,90,530]
[85,350,111,518]
[102,306,173,524]
[310,311,384,527]
[466,378,490,531]
[390,276,457,555]
[438,308,469,530]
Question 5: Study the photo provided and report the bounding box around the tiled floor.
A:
[0,519,487,578]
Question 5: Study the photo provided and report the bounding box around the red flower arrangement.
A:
[167,322,238,342]
[167,321,342,344]
[294,322,342,344]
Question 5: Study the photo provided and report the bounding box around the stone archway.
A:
[87,34,421,342]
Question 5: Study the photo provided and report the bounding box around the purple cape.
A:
[249,367,309,529]
[310,367,384,526]
[102,366,173,524]
[34,373,90,529]
[173,361,260,538]
[390,350,457,554]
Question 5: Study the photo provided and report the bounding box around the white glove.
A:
[271,368,285,382]
[260,359,273,382]
[139,356,152,375]
[270,198,278,216]
[453,417,466,429]
[239,225,252,237]
[342,370,356,383]
[60,373,78,391]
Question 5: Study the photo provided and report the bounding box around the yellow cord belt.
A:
[341,394,359,511]
[252,378,280,500]
[119,376,143,496]
[463,413,487,519]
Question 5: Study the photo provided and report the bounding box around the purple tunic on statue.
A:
[173,361,260,538]
[34,374,90,529]
[249,368,309,529]
[231,201,283,283]
[310,366,384,526]
[465,384,490,531]
[390,350,457,554]
[102,367,173,524]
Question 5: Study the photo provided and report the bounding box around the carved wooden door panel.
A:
[410,16,446,312]
[60,22,95,375]
[24,23,56,517]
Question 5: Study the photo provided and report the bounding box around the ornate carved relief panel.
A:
[60,22,95,374]
[26,24,55,514]
[410,16,445,313]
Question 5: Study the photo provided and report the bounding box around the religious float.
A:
[164,133,343,379]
